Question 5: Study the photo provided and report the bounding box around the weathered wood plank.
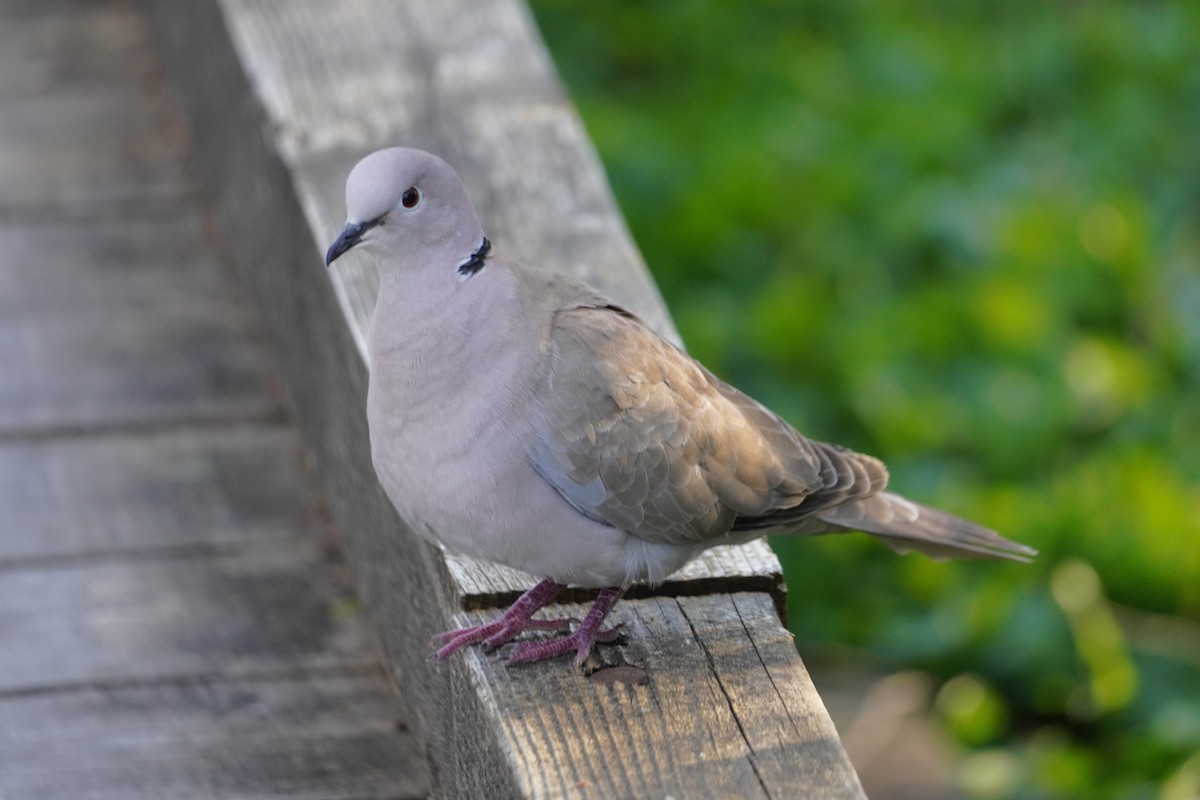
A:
[0,2,432,797]
[0,0,190,213]
[0,214,277,433]
[456,593,860,799]
[681,594,866,793]
[0,0,151,97]
[0,672,429,800]
[0,426,322,562]
[0,541,377,693]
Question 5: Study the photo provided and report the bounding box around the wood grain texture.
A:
[458,593,862,799]
[0,672,429,800]
[0,426,322,562]
[0,214,277,434]
[0,540,378,694]
[0,1,432,796]
[0,0,189,214]
[142,0,864,796]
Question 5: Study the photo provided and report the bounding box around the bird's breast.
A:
[364,288,542,535]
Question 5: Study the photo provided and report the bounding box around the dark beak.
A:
[324,219,378,267]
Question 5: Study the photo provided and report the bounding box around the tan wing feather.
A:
[530,304,884,545]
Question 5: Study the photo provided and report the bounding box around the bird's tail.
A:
[817,491,1036,562]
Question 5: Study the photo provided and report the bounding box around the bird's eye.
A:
[400,187,421,209]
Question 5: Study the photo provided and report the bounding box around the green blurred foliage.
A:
[529,0,1200,796]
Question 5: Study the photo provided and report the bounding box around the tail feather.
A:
[817,491,1036,562]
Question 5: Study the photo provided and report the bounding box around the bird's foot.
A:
[430,582,624,668]
[432,617,621,663]
[430,616,573,661]
[503,627,605,668]
[429,578,567,662]
[502,586,624,668]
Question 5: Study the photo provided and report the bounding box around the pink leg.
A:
[504,587,623,668]
[430,579,566,662]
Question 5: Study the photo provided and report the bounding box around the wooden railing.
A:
[144,1,866,796]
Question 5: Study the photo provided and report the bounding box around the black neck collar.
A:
[456,236,491,278]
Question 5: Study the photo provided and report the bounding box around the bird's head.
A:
[324,147,484,269]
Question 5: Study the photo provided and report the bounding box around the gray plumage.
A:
[325,147,1034,666]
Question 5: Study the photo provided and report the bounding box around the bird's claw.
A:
[429,616,578,662]
[429,583,623,668]
[481,617,575,651]
[501,626,608,668]
[592,624,622,644]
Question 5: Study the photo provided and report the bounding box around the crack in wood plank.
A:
[732,593,807,745]
[678,597,774,799]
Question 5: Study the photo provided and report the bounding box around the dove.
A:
[324,147,1035,668]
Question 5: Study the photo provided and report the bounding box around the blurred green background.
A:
[529,1,1200,798]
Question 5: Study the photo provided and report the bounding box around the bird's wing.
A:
[529,302,888,545]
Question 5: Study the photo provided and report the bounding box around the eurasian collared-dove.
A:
[325,148,1035,668]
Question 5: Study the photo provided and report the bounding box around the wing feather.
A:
[529,304,886,544]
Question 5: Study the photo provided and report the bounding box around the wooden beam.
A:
[467,593,860,798]
[0,427,321,562]
[0,213,277,435]
[0,540,378,693]
[0,2,431,795]
[143,0,866,796]
[0,671,429,800]
[0,1,190,214]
